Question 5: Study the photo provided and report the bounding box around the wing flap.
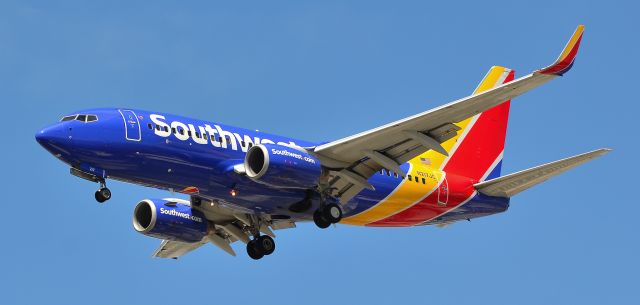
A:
[153,240,207,259]
[474,148,611,198]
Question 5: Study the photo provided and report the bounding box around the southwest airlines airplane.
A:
[36,25,609,260]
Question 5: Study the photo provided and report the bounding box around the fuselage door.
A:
[119,109,141,141]
[437,175,449,206]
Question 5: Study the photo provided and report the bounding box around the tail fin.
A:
[441,66,514,182]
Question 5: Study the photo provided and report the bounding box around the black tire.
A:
[322,203,342,223]
[256,235,276,255]
[95,190,106,203]
[246,240,264,260]
[313,210,331,229]
[99,188,112,201]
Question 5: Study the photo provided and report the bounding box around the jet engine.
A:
[133,199,207,243]
[244,144,322,188]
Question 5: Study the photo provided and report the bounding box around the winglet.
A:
[537,25,585,76]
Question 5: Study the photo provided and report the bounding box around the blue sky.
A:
[1,1,638,304]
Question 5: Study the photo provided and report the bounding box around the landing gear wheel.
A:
[313,210,331,229]
[322,203,342,224]
[246,240,264,260]
[256,235,276,255]
[95,187,111,203]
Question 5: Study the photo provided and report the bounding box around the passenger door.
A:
[119,109,141,141]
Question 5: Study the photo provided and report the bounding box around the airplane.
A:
[35,25,610,260]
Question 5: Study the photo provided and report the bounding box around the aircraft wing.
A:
[150,198,297,259]
[312,25,585,203]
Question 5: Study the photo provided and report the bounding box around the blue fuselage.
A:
[36,108,508,225]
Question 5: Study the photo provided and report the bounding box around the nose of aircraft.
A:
[35,124,70,150]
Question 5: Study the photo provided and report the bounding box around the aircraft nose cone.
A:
[35,129,48,144]
[35,125,68,147]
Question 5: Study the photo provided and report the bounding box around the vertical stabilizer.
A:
[442,66,514,182]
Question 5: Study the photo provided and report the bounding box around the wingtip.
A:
[590,148,613,157]
[537,24,585,76]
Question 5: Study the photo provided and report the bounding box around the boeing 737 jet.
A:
[36,25,609,260]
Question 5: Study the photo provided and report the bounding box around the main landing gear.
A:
[243,215,276,260]
[95,181,112,203]
[313,203,342,229]
[246,235,276,260]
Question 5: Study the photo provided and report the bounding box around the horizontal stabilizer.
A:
[474,148,611,198]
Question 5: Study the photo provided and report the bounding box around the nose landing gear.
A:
[70,168,112,203]
[95,185,112,203]
[94,181,112,203]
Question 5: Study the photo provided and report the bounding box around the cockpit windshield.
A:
[60,114,98,123]
[60,115,77,122]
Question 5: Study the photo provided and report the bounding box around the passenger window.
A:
[195,132,200,138]
[171,127,176,134]
[179,129,184,135]
[164,126,169,132]
[188,131,192,136]
[76,114,87,122]
[422,178,426,184]
[148,123,153,130]
[414,177,419,183]
[407,175,412,181]
[86,115,98,122]
[248,143,253,148]
[394,172,398,178]
[386,170,390,176]
[155,125,161,131]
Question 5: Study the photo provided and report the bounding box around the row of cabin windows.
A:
[378,169,427,185]
[147,123,254,147]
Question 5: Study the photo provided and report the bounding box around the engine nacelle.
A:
[132,199,207,243]
[244,144,322,188]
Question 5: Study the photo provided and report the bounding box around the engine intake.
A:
[133,199,207,243]
[244,144,322,188]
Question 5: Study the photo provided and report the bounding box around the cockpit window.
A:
[60,114,98,123]
[60,115,77,122]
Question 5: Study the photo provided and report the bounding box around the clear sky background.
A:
[1,1,638,304]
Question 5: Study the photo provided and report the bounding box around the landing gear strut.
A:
[95,181,112,203]
[69,168,112,203]
[313,203,342,229]
[244,215,276,260]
